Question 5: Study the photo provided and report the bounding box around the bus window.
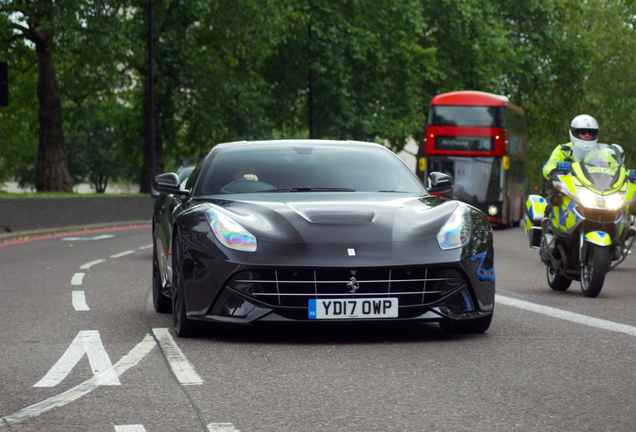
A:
[429,106,502,128]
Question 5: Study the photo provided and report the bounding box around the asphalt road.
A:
[1,224,636,432]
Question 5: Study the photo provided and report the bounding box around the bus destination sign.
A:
[434,136,493,152]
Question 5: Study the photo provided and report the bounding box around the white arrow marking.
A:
[80,259,105,269]
[154,328,203,385]
[62,235,115,241]
[71,273,85,286]
[3,334,156,425]
[72,291,90,311]
[34,330,120,387]
[110,250,136,258]
[114,425,147,432]
[208,423,241,432]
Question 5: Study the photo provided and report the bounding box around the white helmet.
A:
[569,114,599,146]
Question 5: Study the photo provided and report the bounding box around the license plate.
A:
[308,298,398,319]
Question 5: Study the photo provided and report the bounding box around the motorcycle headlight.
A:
[437,206,471,250]
[605,193,625,211]
[575,188,625,211]
[577,188,597,207]
[206,208,257,252]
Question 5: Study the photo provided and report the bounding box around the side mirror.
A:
[152,173,189,196]
[611,143,625,164]
[427,172,453,195]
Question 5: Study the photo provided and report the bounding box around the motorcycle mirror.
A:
[611,143,625,164]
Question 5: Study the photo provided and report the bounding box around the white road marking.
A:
[80,259,105,269]
[3,334,156,426]
[110,250,136,258]
[34,330,121,387]
[208,423,241,432]
[496,295,636,337]
[139,244,153,250]
[114,425,147,432]
[72,291,90,311]
[154,328,204,385]
[62,235,115,241]
[71,273,85,286]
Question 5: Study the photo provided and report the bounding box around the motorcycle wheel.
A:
[546,264,571,291]
[580,244,609,298]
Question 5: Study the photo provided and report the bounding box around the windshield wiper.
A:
[377,190,408,193]
[277,187,356,192]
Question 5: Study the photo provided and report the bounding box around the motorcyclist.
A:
[542,114,599,182]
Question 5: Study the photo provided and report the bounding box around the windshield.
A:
[427,156,501,203]
[571,143,622,192]
[195,145,426,195]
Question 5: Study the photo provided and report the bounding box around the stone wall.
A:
[0,196,154,233]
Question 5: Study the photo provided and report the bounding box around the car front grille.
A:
[226,267,467,310]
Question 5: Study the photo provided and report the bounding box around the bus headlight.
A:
[437,206,471,250]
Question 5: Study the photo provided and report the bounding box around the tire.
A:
[580,243,609,298]
[546,264,571,291]
[153,245,172,313]
[171,234,198,337]
[439,313,493,334]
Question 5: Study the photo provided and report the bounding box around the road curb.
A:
[0,220,152,243]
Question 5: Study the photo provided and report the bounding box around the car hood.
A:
[188,193,458,244]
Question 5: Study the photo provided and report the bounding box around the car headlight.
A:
[575,188,624,211]
[206,208,257,252]
[437,205,471,250]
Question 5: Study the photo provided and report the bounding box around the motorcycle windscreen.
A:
[427,156,502,203]
[571,143,622,192]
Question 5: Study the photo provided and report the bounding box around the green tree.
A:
[0,48,38,187]
[262,0,432,152]
[0,0,127,191]
[65,96,128,192]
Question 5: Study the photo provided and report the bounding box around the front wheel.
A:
[547,264,572,291]
[172,235,198,337]
[153,245,172,313]
[580,244,610,298]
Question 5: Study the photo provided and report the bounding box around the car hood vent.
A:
[288,203,377,224]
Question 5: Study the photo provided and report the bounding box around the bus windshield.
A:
[429,106,501,128]
[427,157,502,203]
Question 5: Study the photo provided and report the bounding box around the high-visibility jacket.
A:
[542,142,573,180]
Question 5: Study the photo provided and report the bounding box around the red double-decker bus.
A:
[417,90,527,226]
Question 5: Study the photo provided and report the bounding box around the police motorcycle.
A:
[525,142,636,297]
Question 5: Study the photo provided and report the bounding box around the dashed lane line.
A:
[114,425,147,432]
[80,259,106,269]
[110,250,136,259]
[72,291,90,311]
[207,423,241,431]
[71,273,85,286]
